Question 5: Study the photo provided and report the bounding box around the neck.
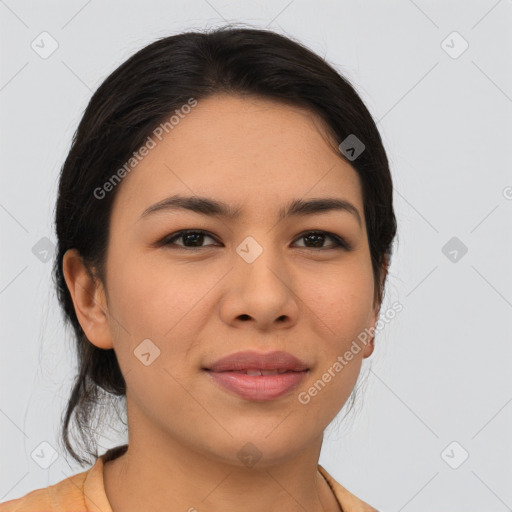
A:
[102,416,340,512]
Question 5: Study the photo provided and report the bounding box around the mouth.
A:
[202,350,310,401]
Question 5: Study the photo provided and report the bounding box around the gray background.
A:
[1,1,511,510]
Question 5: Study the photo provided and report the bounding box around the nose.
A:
[219,240,300,332]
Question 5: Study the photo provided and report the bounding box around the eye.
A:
[293,231,351,250]
[160,230,218,249]
[159,229,350,251]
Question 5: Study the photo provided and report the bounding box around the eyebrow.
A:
[139,194,362,227]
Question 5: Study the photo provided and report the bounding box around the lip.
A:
[204,350,309,373]
[203,350,309,402]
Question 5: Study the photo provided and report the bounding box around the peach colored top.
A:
[0,445,377,511]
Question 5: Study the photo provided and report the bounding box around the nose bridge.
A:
[230,233,295,318]
[235,233,283,286]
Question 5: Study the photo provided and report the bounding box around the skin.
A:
[63,94,387,512]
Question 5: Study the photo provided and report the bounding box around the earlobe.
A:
[362,327,375,359]
[62,249,113,350]
[363,299,380,360]
[363,255,390,359]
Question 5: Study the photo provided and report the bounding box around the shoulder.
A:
[0,487,53,512]
[0,446,127,512]
[0,468,90,512]
[318,464,379,512]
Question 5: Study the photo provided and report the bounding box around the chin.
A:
[204,423,316,469]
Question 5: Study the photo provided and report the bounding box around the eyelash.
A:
[159,229,351,251]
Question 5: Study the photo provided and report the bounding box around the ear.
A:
[362,255,390,359]
[62,248,113,350]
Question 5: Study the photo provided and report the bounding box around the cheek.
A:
[106,251,195,332]
[105,251,224,369]
[294,267,373,419]
[103,254,204,415]
[300,259,375,341]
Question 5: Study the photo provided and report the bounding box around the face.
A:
[66,94,381,467]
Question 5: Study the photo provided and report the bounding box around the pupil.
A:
[185,233,203,246]
[306,233,323,247]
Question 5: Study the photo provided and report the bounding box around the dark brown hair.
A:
[53,25,397,466]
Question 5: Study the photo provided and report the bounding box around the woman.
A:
[1,25,396,512]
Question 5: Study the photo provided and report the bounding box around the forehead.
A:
[110,94,363,224]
